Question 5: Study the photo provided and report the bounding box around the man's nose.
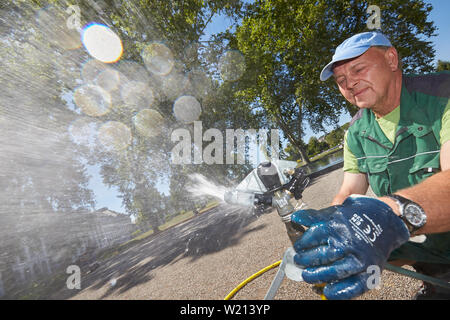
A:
[346,75,359,89]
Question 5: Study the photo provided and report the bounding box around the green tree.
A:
[284,141,305,162]
[9,0,259,229]
[324,124,349,148]
[436,60,450,72]
[234,0,436,164]
[306,136,329,158]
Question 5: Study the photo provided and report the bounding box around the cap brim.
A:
[319,46,370,81]
[320,60,336,81]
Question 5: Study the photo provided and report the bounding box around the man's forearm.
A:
[379,170,450,235]
[332,192,351,205]
[331,172,370,205]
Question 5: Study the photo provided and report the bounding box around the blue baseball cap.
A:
[320,31,392,81]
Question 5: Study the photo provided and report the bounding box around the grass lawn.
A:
[296,146,343,167]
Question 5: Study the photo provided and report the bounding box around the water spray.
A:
[188,161,324,298]
[223,161,310,244]
[222,160,318,299]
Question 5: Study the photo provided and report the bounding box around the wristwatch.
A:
[386,194,427,234]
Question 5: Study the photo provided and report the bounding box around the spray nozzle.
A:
[223,161,310,208]
[285,167,310,200]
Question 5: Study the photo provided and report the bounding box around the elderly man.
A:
[291,31,450,299]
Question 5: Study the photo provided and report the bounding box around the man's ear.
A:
[385,47,400,72]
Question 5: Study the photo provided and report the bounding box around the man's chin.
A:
[355,104,371,110]
[355,101,374,110]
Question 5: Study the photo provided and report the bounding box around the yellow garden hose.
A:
[225,260,450,300]
[224,260,327,300]
[224,260,281,300]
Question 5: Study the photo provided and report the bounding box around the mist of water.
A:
[0,1,251,299]
[186,173,230,202]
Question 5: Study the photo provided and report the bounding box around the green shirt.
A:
[344,101,450,174]
[342,72,450,263]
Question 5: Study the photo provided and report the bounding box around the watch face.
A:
[404,203,427,227]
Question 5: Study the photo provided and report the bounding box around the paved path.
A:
[54,168,420,300]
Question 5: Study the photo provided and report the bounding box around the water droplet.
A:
[162,71,189,101]
[187,69,212,99]
[115,60,150,83]
[218,50,246,81]
[121,81,154,111]
[81,59,109,84]
[141,42,175,76]
[133,109,165,138]
[96,68,121,92]
[73,84,111,117]
[173,95,201,123]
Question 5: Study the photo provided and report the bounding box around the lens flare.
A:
[218,50,246,81]
[80,59,109,84]
[98,121,132,152]
[133,109,165,138]
[121,81,154,111]
[73,84,111,117]
[173,95,201,123]
[187,69,212,99]
[81,23,123,63]
[141,42,175,76]
[96,68,121,92]
[162,71,189,101]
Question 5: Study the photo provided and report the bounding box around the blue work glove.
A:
[291,196,410,300]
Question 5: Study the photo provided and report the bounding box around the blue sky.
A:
[91,1,450,214]
[425,0,450,64]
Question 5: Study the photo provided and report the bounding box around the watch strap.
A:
[387,194,411,205]
[386,194,416,234]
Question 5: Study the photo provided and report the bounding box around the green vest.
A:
[346,72,450,264]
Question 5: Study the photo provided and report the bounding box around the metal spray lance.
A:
[223,161,325,299]
[255,162,309,244]
[261,164,329,299]
[224,161,310,247]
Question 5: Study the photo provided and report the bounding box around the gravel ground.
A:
[55,168,421,300]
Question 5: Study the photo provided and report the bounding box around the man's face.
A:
[333,47,396,110]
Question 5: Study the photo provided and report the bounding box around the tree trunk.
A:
[274,115,311,164]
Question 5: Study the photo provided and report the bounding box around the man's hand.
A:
[291,196,410,299]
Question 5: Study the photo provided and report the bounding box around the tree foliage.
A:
[436,60,450,72]
[234,0,436,164]
[306,137,330,158]
[324,122,349,148]
[1,0,258,230]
